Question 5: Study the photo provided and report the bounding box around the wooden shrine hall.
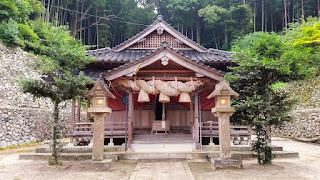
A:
[69,15,251,153]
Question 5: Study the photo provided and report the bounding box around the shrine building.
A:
[69,15,251,154]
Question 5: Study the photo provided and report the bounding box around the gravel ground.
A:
[189,138,320,180]
[0,137,319,180]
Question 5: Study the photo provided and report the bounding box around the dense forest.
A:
[26,0,320,50]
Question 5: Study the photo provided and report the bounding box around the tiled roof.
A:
[86,48,232,63]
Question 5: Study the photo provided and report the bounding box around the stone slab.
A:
[210,158,242,170]
[81,159,112,171]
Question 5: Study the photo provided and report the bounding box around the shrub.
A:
[17,23,39,42]
[0,19,19,46]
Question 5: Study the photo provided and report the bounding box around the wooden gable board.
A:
[104,47,223,82]
[113,16,206,52]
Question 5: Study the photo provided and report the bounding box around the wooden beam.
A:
[87,98,90,122]
[116,76,212,81]
[77,97,81,123]
[70,99,76,133]
[127,92,133,147]
[138,70,194,73]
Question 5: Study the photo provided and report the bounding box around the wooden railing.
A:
[201,121,251,144]
[69,122,127,140]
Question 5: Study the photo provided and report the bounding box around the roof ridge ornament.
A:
[156,15,163,21]
[160,41,170,47]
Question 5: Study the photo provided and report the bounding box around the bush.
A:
[17,23,39,42]
[0,19,19,46]
[0,0,19,22]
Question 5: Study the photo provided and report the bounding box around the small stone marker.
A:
[210,158,242,170]
[82,159,112,171]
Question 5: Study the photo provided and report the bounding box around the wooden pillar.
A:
[190,98,194,140]
[77,97,81,123]
[127,92,133,147]
[92,113,106,161]
[87,98,91,122]
[70,99,76,133]
[194,93,200,149]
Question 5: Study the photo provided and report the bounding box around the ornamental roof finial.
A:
[156,15,163,21]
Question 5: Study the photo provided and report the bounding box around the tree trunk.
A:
[224,23,228,47]
[196,17,201,44]
[254,0,256,32]
[51,100,59,165]
[96,8,99,48]
[301,0,305,19]
[284,0,288,29]
[262,0,265,31]
[213,29,218,49]
[318,0,320,18]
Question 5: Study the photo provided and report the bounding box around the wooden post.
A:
[87,98,91,122]
[127,92,133,147]
[77,97,81,123]
[194,93,199,149]
[70,99,76,133]
[190,97,194,140]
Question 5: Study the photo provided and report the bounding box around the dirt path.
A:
[0,138,319,180]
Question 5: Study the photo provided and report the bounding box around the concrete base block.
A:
[210,158,242,170]
[81,159,112,171]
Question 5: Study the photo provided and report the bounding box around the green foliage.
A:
[228,31,296,164]
[270,82,289,90]
[0,0,19,22]
[0,19,19,46]
[198,5,227,24]
[17,23,39,42]
[25,20,94,71]
[282,17,320,77]
[19,72,92,103]
[252,128,272,165]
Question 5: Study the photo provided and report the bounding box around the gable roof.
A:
[112,15,207,52]
[103,45,224,82]
[85,80,116,99]
[207,81,239,99]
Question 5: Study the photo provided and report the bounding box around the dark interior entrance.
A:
[155,96,163,120]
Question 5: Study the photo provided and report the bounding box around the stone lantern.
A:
[207,81,242,169]
[85,80,115,161]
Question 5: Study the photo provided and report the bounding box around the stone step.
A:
[35,146,122,153]
[123,152,209,160]
[132,133,193,144]
[130,143,194,152]
[19,150,298,161]
[19,152,124,161]
[202,145,283,152]
[207,151,299,160]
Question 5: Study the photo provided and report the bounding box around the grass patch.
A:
[0,141,41,151]
[271,82,289,90]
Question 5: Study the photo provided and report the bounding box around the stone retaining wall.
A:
[273,109,320,138]
[0,43,87,147]
[0,107,74,147]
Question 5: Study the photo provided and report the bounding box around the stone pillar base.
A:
[210,158,242,170]
[82,159,112,171]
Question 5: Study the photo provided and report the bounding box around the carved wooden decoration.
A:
[129,31,190,49]
[161,57,169,66]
